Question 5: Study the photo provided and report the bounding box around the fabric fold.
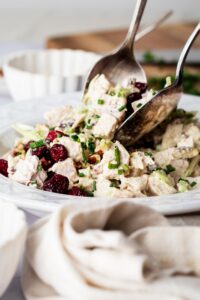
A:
[22,200,200,300]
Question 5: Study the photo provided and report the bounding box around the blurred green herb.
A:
[143,51,200,96]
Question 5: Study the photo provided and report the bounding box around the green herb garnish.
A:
[110,179,121,188]
[122,164,129,172]
[97,99,104,105]
[30,180,37,185]
[87,191,94,197]
[118,169,123,175]
[114,146,121,166]
[30,140,45,149]
[92,181,97,191]
[178,178,189,183]
[136,103,142,108]
[109,91,116,96]
[108,162,118,169]
[81,143,87,163]
[190,181,197,187]
[164,164,175,174]
[86,124,93,129]
[118,105,127,112]
[78,172,85,177]
[144,151,153,157]
[71,134,80,142]
[87,138,95,154]
[85,119,93,129]
[37,164,43,172]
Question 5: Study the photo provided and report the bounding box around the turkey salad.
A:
[0,74,200,198]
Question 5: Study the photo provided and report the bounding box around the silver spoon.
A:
[135,10,172,41]
[115,22,200,147]
[83,0,148,93]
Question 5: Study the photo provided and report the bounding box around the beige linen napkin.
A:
[22,200,200,300]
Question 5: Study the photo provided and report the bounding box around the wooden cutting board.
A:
[46,23,200,53]
[46,23,200,80]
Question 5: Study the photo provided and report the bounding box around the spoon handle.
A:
[176,22,200,82]
[135,10,172,41]
[123,0,147,52]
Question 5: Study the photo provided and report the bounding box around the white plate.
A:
[1,92,200,216]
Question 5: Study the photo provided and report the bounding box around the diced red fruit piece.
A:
[24,141,33,152]
[46,131,58,142]
[127,92,142,103]
[40,157,53,171]
[50,144,68,162]
[68,186,88,197]
[46,130,66,143]
[32,146,50,159]
[0,159,8,177]
[135,82,148,93]
[46,171,55,180]
[43,174,69,194]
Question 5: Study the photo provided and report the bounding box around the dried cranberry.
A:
[127,92,142,103]
[24,141,33,152]
[40,157,53,170]
[135,82,148,93]
[46,171,55,180]
[32,146,50,159]
[46,131,58,143]
[0,159,8,177]
[68,186,88,197]
[46,130,67,143]
[43,174,69,194]
[50,144,68,162]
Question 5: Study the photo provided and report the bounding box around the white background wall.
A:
[0,0,199,43]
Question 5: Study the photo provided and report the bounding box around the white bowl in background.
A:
[3,49,100,101]
[0,200,27,297]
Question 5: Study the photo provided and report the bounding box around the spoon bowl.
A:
[115,22,200,147]
[86,48,146,88]
[84,0,148,93]
[84,9,172,91]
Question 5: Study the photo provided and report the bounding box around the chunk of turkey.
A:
[148,172,176,196]
[92,113,118,139]
[187,176,200,189]
[120,175,148,196]
[183,124,200,142]
[94,176,133,198]
[51,158,78,187]
[86,74,111,101]
[170,159,189,181]
[130,151,155,170]
[78,177,95,191]
[93,141,130,179]
[44,106,74,127]
[9,151,39,185]
[161,123,183,150]
[33,170,47,188]
[58,137,82,162]
[45,105,86,129]
[177,135,194,148]
[90,93,127,121]
[153,148,176,167]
